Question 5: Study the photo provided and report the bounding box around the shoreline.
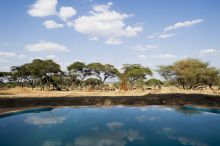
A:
[0,93,220,109]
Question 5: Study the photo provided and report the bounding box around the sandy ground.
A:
[0,86,219,98]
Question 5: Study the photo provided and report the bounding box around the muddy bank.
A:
[0,93,220,108]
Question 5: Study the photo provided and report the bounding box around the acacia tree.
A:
[145,78,163,89]
[122,64,152,89]
[87,63,119,87]
[158,58,219,89]
[10,59,62,90]
[84,78,101,90]
[67,61,91,90]
[10,64,34,88]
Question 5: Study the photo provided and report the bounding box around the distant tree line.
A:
[0,58,219,91]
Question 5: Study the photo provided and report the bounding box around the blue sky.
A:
[0,0,220,75]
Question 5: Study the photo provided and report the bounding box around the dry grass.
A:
[0,86,219,98]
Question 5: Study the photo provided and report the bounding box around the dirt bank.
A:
[0,93,220,108]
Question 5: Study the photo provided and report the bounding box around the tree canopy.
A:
[0,58,219,91]
[158,58,219,89]
[122,64,152,88]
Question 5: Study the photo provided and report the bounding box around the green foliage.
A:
[113,82,120,89]
[10,59,61,89]
[122,64,152,88]
[145,78,163,86]
[1,58,219,91]
[158,58,220,89]
[68,62,90,88]
[87,62,119,83]
[84,78,101,86]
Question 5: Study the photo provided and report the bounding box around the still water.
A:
[0,106,220,146]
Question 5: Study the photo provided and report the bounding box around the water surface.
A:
[0,106,220,146]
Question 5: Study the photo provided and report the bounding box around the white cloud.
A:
[107,122,124,131]
[127,130,144,142]
[134,44,159,51]
[149,54,177,59]
[138,54,147,60]
[198,48,220,57]
[27,1,141,43]
[25,41,70,52]
[58,6,77,21]
[46,55,57,59]
[148,32,178,39]
[164,19,204,31]
[148,19,203,39]
[71,2,142,44]
[71,130,143,146]
[125,26,143,37]
[158,33,178,39]
[105,37,123,45]
[0,51,16,57]
[43,20,64,29]
[28,0,57,17]
[24,116,66,127]
[169,136,208,146]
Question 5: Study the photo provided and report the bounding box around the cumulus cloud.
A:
[27,0,58,17]
[169,136,208,146]
[58,6,77,21]
[105,37,123,45]
[107,122,124,131]
[24,116,66,127]
[164,19,204,31]
[71,130,144,146]
[0,51,16,57]
[198,48,220,57]
[134,44,159,51]
[28,1,141,44]
[127,130,144,142]
[43,20,64,29]
[149,54,177,59]
[70,2,142,44]
[125,26,143,37]
[25,41,70,52]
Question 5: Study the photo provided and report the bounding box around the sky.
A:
[0,0,220,75]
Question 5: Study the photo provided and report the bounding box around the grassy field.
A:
[0,86,219,98]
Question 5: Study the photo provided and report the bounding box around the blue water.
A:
[0,106,220,146]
